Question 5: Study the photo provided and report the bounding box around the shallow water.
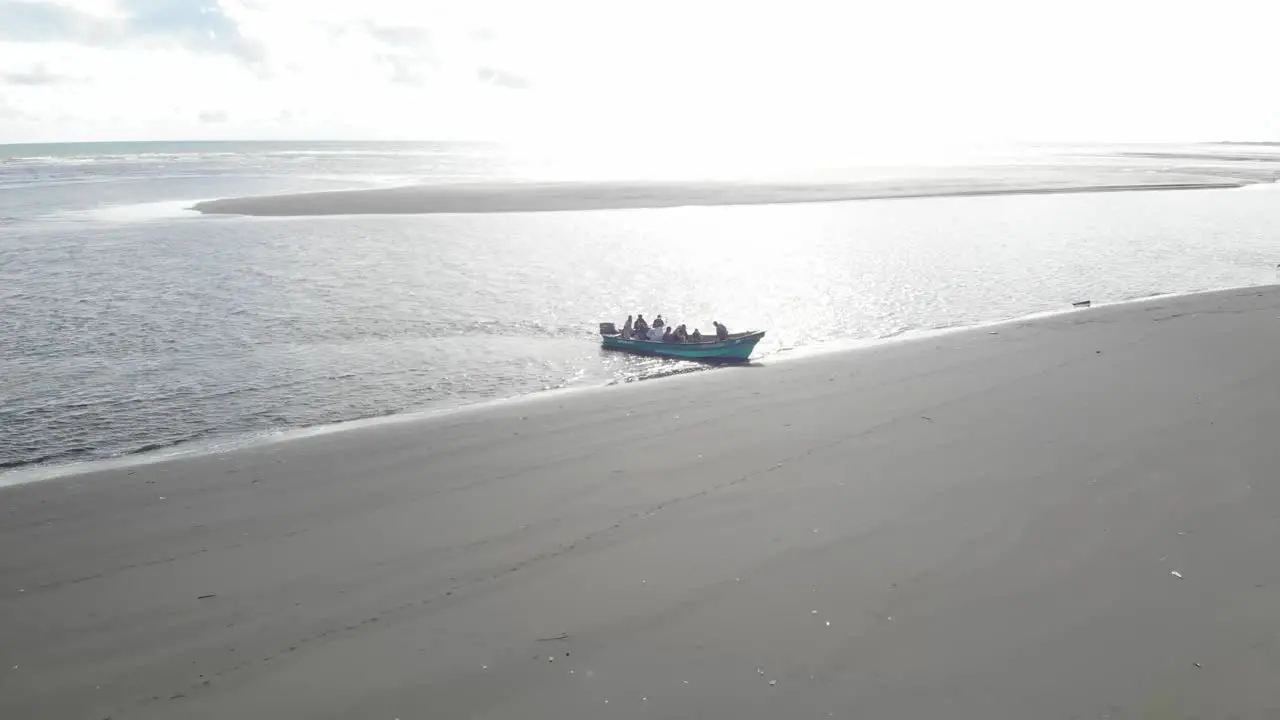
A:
[3,141,1280,472]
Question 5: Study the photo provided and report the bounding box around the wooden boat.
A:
[598,323,765,362]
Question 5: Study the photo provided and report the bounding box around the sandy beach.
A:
[190,177,1249,216]
[3,286,1280,719]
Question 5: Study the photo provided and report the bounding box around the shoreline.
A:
[190,177,1256,217]
[5,284,1280,718]
[3,282,1270,489]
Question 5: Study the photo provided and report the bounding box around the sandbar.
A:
[191,177,1250,216]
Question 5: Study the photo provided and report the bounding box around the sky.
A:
[1,0,1278,145]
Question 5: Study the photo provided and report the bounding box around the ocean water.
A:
[3,140,1280,475]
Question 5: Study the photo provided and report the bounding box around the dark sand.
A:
[3,288,1280,718]
[191,177,1248,216]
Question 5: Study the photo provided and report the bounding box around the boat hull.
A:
[601,331,765,362]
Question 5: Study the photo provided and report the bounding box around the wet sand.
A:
[3,287,1280,718]
[191,177,1248,216]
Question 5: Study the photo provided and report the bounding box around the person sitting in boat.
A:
[633,314,649,338]
[673,324,688,343]
[690,328,703,343]
[621,315,633,338]
[662,326,675,343]
[714,321,728,341]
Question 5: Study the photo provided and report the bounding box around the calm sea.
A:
[3,140,1280,476]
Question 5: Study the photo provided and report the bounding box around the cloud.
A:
[198,109,228,123]
[477,65,529,90]
[358,21,434,86]
[4,0,1279,144]
[119,0,261,62]
[365,22,428,49]
[0,97,25,119]
[0,0,261,62]
[0,0,115,43]
[384,55,426,86]
[3,63,73,85]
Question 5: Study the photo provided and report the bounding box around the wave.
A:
[264,149,465,158]
[0,426,242,479]
[2,152,246,166]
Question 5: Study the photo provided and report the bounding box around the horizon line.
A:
[3,137,1277,150]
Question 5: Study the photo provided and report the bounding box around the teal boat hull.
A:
[601,331,765,362]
